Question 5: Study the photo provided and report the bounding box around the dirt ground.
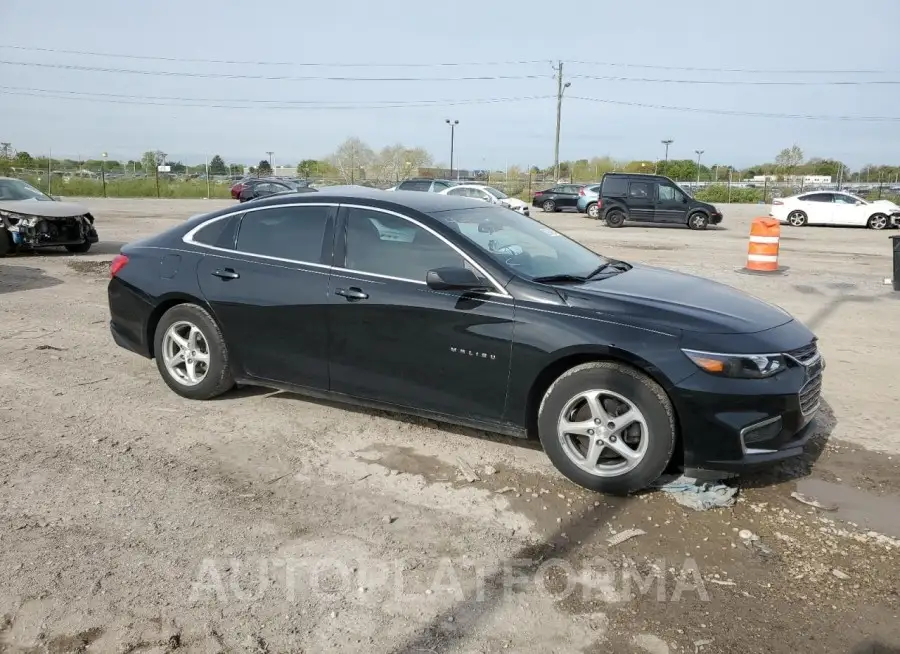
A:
[1,199,898,654]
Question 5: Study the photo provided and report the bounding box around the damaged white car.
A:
[0,177,99,256]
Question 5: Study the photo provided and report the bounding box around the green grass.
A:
[22,175,232,199]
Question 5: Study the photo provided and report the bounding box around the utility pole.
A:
[695,149,704,185]
[266,151,274,176]
[101,152,108,198]
[48,147,52,195]
[445,119,458,179]
[553,61,570,183]
[661,140,673,176]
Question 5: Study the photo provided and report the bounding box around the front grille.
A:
[788,341,818,364]
[799,373,822,415]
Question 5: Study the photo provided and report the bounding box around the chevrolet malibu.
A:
[108,187,823,494]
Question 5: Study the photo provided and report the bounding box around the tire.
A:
[0,228,12,257]
[65,241,92,253]
[867,213,889,230]
[586,203,601,219]
[787,210,807,227]
[153,303,235,400]
[688,212,709,230]
[537,361,676,495]
[605,210,626,228]
[541,199,556,213]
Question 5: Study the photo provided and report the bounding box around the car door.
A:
[654,183,689,224]
[195,203,337,389]
[326,205,516,423]
[830,193,866,226]
[626,180,655,222]
[798,193,834,224]
[556,185,581,208]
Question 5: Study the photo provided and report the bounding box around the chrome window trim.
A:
[339,203,511,298]
[181,201,512,299]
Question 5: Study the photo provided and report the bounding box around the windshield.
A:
[431,206,606,279]
[0,179,53,201]
[483,187,509,200]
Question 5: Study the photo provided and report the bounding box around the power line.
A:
[0,85,554,106]
[4,45,896,75]
[569,96,900,122]
[569,60,900,75]
[5,59,898,86]
[0,88,553,110]
[570,74,900,86]
[0,59,551,82]
[0,44,547,68]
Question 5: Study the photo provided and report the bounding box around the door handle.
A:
[211,268,240,280]
[335,287,369,300]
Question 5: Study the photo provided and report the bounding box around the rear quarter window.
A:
[602,178,628,196]
[192,213,241,249]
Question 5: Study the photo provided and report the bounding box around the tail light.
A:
[110,254,129,278]
[772,199,784,205]
[597,200,602,209]
[579,188,585,196]
[534,191,543,196]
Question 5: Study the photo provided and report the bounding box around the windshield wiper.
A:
[532,273,588,284]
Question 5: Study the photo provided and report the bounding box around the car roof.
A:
[236,185,487,214]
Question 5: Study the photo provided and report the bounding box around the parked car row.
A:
[230,177,313,203]
[533,174,723,230]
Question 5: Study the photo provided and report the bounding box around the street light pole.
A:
[266,151,274,176]
[101,151,108,198]
[661,140,673,176]
[445,119,458,179]
[553,61,571,183]
[695,149,704,184]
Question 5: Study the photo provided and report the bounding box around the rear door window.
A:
[236,205,331,263]
[628,182,651,199]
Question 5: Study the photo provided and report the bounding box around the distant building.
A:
[272,165,298,178]
[785,175,832,185]
[750,175,778,182]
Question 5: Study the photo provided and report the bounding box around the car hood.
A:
[0,199,90,217]
[562,263,793,335]
[871,199,900,212]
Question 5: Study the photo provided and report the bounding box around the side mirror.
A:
[425,266,489,292]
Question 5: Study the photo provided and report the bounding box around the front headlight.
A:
[682,349,786,379]
[0,209,27,223]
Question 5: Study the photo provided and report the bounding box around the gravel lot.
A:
[1,198,898,653]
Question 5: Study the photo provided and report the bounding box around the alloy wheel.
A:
[787,211,806,226]
[557,389,649,477]
[869,214,888,230]
[162,320,211,386]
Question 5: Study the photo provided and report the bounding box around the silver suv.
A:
[392,178,457,192]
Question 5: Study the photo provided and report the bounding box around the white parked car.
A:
[770,191,900,230]
[438,184,530,216]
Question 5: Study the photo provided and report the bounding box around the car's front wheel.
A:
[867,213,889,230]
[153,303,235,400]
[586,203,601,219]
[537,362,676,495]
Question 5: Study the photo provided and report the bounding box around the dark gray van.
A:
[597,173,722,230]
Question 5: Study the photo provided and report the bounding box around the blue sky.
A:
[1,0,898,169]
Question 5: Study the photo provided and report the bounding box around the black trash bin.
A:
[893,235,900,292]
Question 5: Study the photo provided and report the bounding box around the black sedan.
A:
[531,184,583,212]
[107,187,823,494]
[236,179,315,203]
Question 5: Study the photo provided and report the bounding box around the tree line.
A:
[2,140,898,185]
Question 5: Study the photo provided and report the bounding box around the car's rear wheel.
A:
[153,303,235,400]
[867,213,889,230]
[587,203,601,219]
[688,212,709,230]
[537,362,676,495]
[541,199,556,212]
[605,210,626,228]
[787,210,807,227]
[65,242,92,253]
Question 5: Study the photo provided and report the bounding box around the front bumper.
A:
[672,352,824,473]
[3,214,98,248]
[710,212,723,224]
